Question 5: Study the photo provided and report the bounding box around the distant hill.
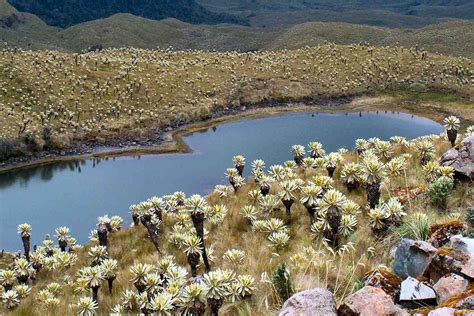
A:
[198,0,474,28]
[0,0,473,59]
[7,0,246,28]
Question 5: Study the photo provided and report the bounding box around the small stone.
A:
[427,307,455,316]
[279,288,336,316]
[450,235,474,255]
[338,286,407,316]
[456,295,474,309]
[433,273,468,304]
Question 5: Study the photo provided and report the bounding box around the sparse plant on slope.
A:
[341,162,363,190]
[300,184,323,221]
[233,155,246,176]
[444,115,460,146]
[17,223,31,261]
[271,263,293,304]
[291,145,305,166]
[186,194,211,273]
[279,180,298,221]
[361,155,385,209]
[428,176,454,209]
[308,142,325,159]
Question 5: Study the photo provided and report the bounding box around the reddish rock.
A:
[433,273,468,304]
[423,248,471,282]
[338,286,408,316]
[428,220,467,248]
[364,268,401,299]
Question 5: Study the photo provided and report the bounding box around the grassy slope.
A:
[0,44,472,145]
[2,129,474,315]
[1,6,474,58]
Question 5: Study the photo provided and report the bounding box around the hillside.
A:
[198,0,474,28]
[1,5,474,59]
[6,0,246,28]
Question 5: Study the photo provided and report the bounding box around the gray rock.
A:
[279,288,337,316]
[433,273,468,304]
[399,277,436,302]
[456,295,474,309]
[440,136,474,180]
[428,307,455,316]
[392,239,437,279]
[450,235,474,255]
[338,286,408,316]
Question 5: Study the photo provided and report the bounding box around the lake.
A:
[0,111,443,251]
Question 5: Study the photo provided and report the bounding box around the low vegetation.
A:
[0,117,473,315]
[0,43,472,164]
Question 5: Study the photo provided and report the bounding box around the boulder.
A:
[423,248,474,282]
[433,273,468,304]
[279,288,337,316]
[364,268,401,299]
[392,239,437,279]
[439,135,474,180]
[399,277,437,308]
[427,307,455,316]
[338,286,408,316]
[450,235,474,255]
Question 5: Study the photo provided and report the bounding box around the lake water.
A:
[0,111,443,251]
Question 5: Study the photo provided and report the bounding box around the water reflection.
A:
[0,111,444,251]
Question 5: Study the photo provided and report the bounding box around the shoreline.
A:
[0,91,469,174]
[0,96,353,174]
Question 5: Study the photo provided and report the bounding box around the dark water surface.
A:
[0,111,443,251]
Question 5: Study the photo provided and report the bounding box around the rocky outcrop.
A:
[392,239,437,279]
[279,288,337,316]
[338,286,407,316]
[439,136,474,180]
[433,273,468,304]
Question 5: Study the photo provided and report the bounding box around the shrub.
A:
[394,212,433,241]
[0,136,21,162]
[271,263,293,303]
[466,208,474,228]
[427,176,454,209]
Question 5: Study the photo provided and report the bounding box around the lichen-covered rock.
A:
[392,239,437,279]
[399,277,437,308]
[433,273,468,304]
[439,136,474,180]
[423,248,473,282]
[364,267,401,299]
[455,295,474,309]
[338,286,408,316]
[279,288,337,316]
[450,235,474,255]
[427,307,455,316]
[428,220,467,248]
